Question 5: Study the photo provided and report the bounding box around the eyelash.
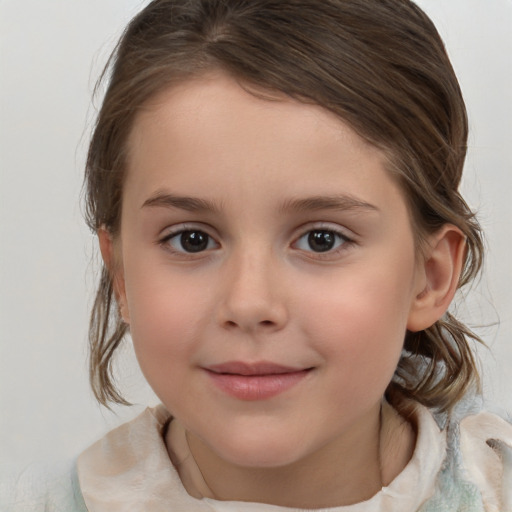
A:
[159,225,219,258]
[292,226,354,259]
[158,224,355,259]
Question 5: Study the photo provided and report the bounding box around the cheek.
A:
[123,265,209,378]
[300,263,415,387]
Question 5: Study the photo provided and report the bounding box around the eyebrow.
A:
[279,195,379,214]
[141,191,378,215]
[142,191,222,213]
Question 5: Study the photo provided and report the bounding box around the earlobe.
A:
[407,225,466,332]
[98,227,130,324]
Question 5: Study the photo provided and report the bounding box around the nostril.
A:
[223,319,276,330]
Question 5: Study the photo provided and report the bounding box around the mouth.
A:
[207,361,310,376]
[204,361,313,401]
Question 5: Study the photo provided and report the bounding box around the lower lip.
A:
[206,369,311,401]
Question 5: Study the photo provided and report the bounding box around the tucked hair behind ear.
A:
[85,0,484,410]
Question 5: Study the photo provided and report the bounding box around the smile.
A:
[204,361,313,401]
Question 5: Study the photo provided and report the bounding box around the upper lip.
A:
[206,361,308,376]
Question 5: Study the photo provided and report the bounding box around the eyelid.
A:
[158,223,220,256]
[291,222,356,258]
[159,221,217,239]
[293,222,355,241]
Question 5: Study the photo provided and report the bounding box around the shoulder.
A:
[388,395,512,511]
[78,406,213,510]
[458,410,512,511]
[0,459,87,512]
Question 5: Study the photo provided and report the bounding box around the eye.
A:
[163,229,218,253]
[294,229,349,253]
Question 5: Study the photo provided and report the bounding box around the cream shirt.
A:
[77,402,512,511]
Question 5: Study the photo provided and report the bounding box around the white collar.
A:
[77,402,446,512]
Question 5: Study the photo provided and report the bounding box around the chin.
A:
[207,428,311,469]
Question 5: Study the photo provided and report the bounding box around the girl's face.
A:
[113,73,427,469]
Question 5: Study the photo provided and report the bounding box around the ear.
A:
[407,225,466,332]
[98,227,130,324]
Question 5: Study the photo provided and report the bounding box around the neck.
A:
[186,404,384,508]
[168,399,416,508]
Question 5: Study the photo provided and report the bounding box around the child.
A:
[5,0,512,510]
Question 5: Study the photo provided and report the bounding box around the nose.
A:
[216,247,288,333]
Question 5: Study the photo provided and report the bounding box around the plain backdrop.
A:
[1,0,511,471]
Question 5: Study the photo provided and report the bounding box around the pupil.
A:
[181,231,208,252]
[308,230,335,252]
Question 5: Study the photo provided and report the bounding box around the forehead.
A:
[123,72,407,220]
[130,74,370,147]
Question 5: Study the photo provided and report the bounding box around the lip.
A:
[204,361,312,401]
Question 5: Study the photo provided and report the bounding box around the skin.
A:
[100,72,465,508]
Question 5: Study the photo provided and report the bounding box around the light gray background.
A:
[1,0,511,470]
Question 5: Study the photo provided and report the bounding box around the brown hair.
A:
[85,0,484,411]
